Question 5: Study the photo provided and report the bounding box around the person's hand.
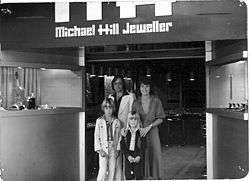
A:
[121,128,128,136]
[128,155,134,163]
[98,149,107,157]
[134,156,141,163]
[140,126,151,137]
[115,150,120,158]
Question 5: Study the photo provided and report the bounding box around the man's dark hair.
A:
[111,76,127,93]
[131,110,137,115]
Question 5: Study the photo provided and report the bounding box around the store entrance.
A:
[85,41,207,180]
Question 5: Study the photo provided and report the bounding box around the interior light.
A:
[126,70,132,80]
[190,72,195,81]
[90,64,96,77]
[166,72,172,82]
[243,50,248,58]
[146,67,151,77]
[98,66,104,77]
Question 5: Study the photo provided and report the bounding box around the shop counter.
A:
[206,108,248,120]
[0,107,83,117]
[0,107,83,181]
[206,108,248,179]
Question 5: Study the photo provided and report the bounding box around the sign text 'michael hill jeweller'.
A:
[55,21,173,38]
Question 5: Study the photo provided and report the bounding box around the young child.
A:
[120,111,145,180]
[94,98,121,181]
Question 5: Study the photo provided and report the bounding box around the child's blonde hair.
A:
[101,97,116,113]
[126,110,141,129]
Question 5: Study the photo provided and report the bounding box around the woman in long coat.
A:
[132,77,165,179]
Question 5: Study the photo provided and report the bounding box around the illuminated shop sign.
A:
[0,0,246,48]
[55,21,172,38]
[54,1,174,38]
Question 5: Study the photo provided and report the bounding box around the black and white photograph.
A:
[0,0,248,181]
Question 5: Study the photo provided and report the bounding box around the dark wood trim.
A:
[86,56,205,62]
[86,46,205,61]
[86,47,205,55]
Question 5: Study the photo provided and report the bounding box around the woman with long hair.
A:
[132,77,166,179]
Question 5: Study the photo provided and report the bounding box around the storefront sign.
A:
[0,0,247,48]
[54,1,174,39]
[55,21,172,38]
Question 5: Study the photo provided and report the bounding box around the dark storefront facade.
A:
[0,1,248,181]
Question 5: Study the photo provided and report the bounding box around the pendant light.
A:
[166,72,172,82]
[189,71,195,81]
[126,70,132,81]
[98,66,104,77]
[90,64,96,77]
[146,67,151,77]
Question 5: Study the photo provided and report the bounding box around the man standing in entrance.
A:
[109,76,135,180]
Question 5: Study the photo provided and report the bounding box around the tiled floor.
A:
[87,145,206,180]
[162,145,206,180]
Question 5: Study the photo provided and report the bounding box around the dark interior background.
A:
[85,41,206,112]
